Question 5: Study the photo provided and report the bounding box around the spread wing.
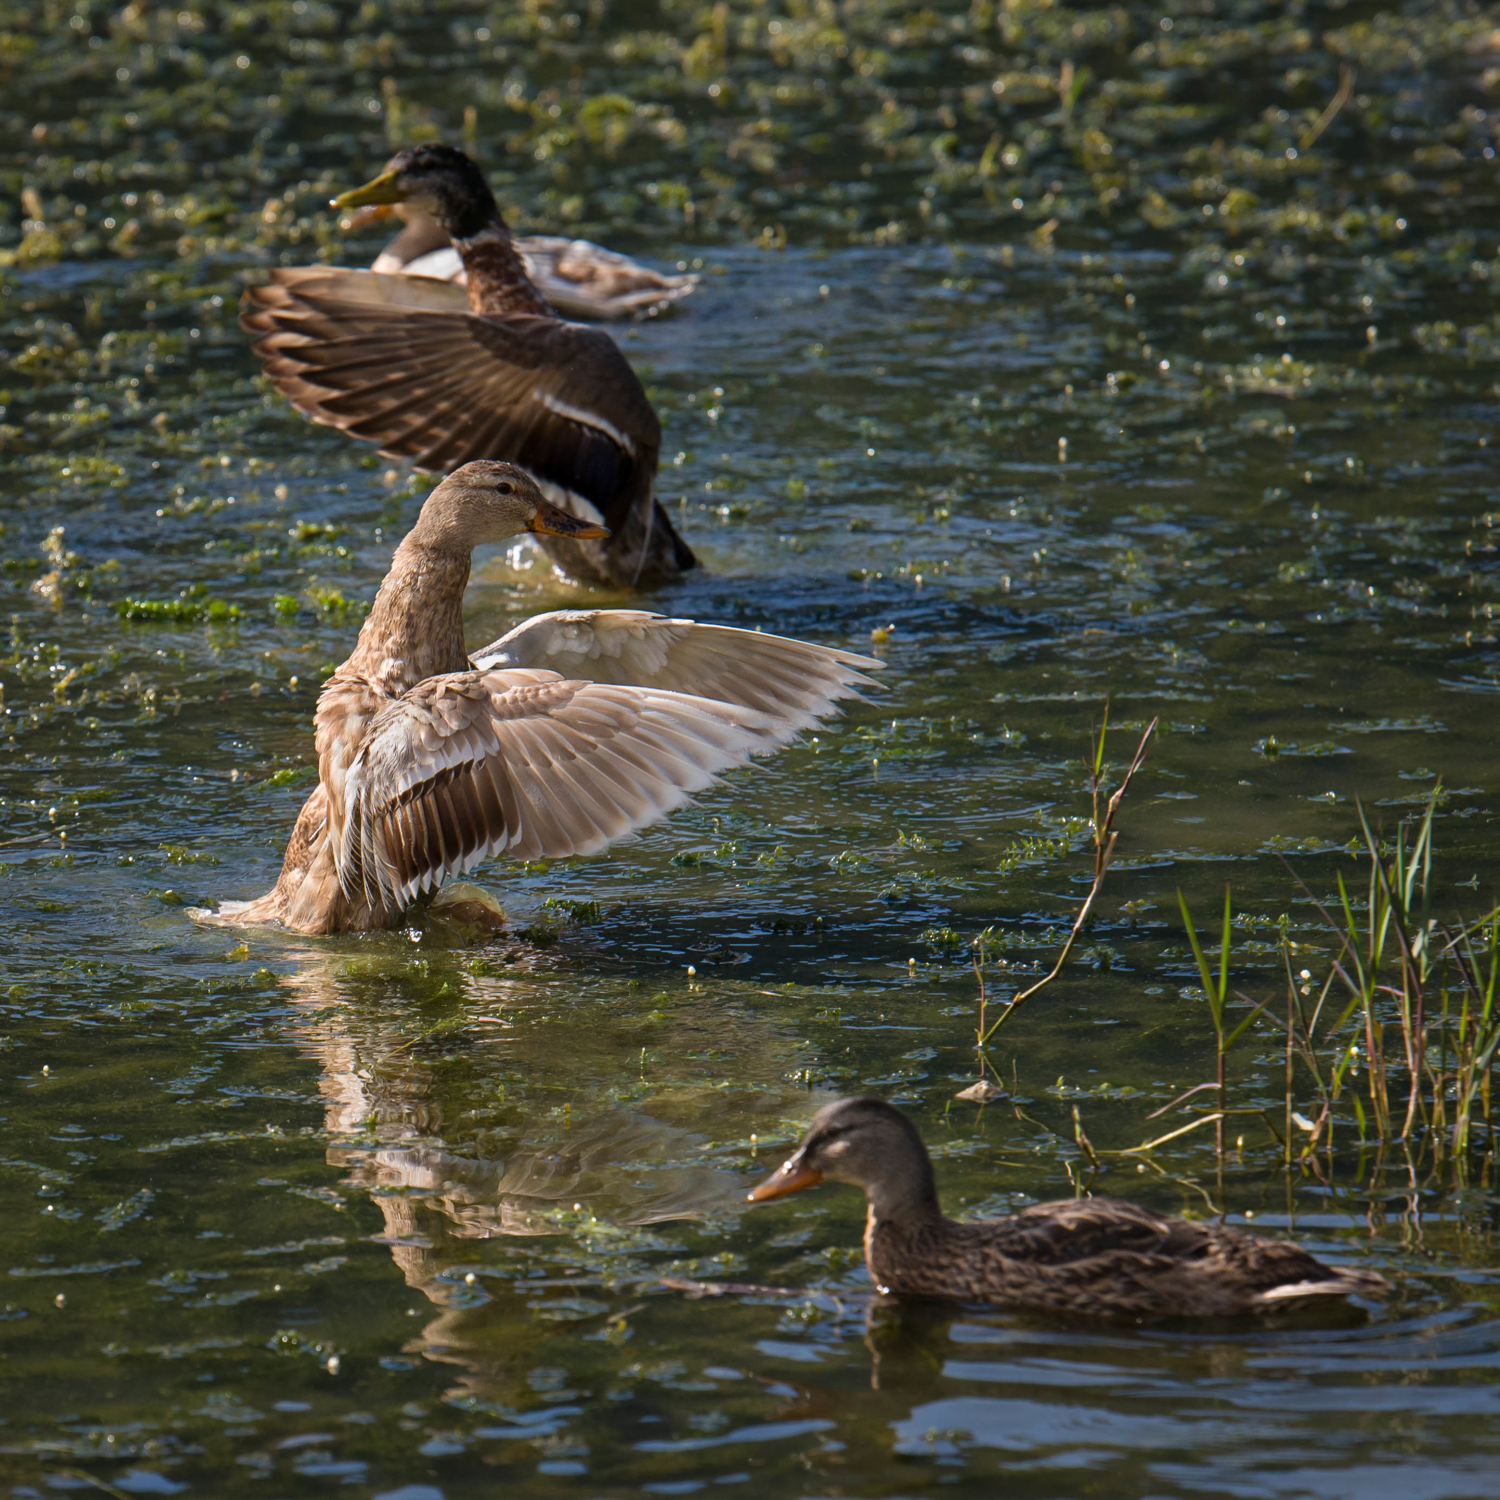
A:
[336,667,784,913]
[240,267,659,533]
[471,611,882,726]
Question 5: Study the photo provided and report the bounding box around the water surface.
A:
[4,3,1500,1497]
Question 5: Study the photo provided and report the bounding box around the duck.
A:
[202,461,879,936]
[345,202,698,321]
[749,1097,1390,1319]
[240,144,694,590]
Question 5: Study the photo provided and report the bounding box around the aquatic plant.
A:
[7,0,1500,294]
[115,592,242,622]
[964,762,1500,1183]
[5,6,1500,1491]
[971,706,1156,1049]
[1171,788,1500,1177]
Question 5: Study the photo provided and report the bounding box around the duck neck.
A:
[860,1146,945,1231]
[862,1166,945,1296]
[455,222,553,317]
[387,211,450,267]
[342,535,474,695]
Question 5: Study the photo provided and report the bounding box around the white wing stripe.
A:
[535,390,636,456]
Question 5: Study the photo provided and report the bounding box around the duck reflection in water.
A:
[270,945,810,1400]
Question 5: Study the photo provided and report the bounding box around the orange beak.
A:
[338,202,398,233]
[747,1154,823,1204]
[526,499,609,540]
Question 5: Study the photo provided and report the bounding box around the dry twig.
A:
[976,711,1156,1046]
[1300,64,1356,150]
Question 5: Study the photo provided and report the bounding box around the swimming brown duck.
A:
[202,461,879,936]
[347,202,697,321]
[240,144,694,590]
[749,1098,1390,1319]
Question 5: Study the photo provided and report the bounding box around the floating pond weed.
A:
[5,1,1500,1493]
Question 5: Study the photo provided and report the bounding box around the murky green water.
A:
[6,2,1500,1496]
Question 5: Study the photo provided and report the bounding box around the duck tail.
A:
[1254,1267,1391,1305]
[185,895,284,927]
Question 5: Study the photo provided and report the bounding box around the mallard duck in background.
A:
[241,144,695,589]
[200,462,879,935]
[345,202,698,321]
[750,1097,1390,1319]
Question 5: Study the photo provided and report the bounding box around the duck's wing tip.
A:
[467,613,886,724]
[1254,1268,1391,1305]
[240,264,471,323]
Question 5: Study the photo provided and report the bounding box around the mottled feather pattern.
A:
[336,670,786,915]
[455,231,553,317]
[864,1199,1385,1316]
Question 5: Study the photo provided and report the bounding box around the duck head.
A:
[410,462,609,551]
[333,144,500,241]
[749,1096,940,1220]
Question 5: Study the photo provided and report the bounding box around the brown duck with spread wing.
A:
[199,462,879,936]
[750,1097,1390,1319]
[240,144,694,590]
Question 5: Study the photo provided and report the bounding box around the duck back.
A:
[867,1197,1379,1318]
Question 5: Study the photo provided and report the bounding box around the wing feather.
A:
[387,801,417,905]
[473,611,882,734]
[429,779,460,882]
[240,268,659,535]
[336,670,785,912]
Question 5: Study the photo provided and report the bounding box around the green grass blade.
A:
[1177,888,1222,1037]
[1218,886,1233,1013]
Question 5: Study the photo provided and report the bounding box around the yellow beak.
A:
[330,169,405,211]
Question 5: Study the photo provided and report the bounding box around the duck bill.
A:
[747,1156,824,1203]
[331,170,405,211]
[526,501,609,540]
[338,202,398,232]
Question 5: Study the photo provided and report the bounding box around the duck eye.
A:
[497,481,513,494]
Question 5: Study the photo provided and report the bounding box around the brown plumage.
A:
[749,1097,1390,1319]
[240,144,693,590]
[200,462,879,936]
